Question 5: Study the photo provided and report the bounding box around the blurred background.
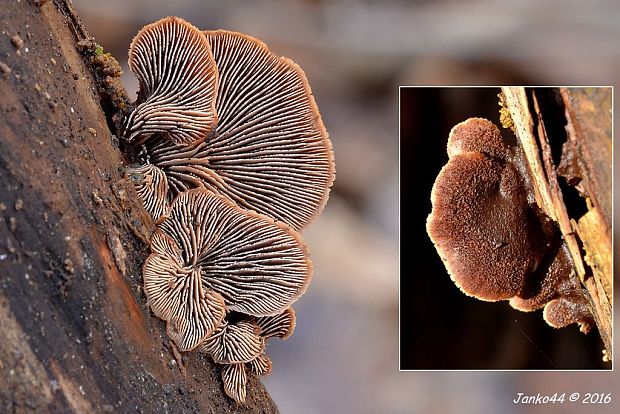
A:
[74,0,617,412]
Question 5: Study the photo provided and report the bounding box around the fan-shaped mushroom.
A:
[143,189,311,351]
[144,231,227,351]
[427,118,537,300]
[427,118,593,331]
[544,296,593,333]
[247,353,272,376]
[219,353,272,403]
[199,320,264,364]
[221,363,247,403]
[141,29,335,230]
[123,16,218,145]
[255,307,296,340]
[126,163,169,221]
[123,18,333,403]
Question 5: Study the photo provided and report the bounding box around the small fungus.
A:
[255,306,296,340]
[205,308,296,403]
[123,17,219,145]
[221,363,247,403]
[427,118,593,331]
[126,163,169,221]
[143,189,311,351]
[247,353,272,377]
[199,320,264,364]
[543,296,593,333]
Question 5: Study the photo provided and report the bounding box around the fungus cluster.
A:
[427,118,594,333]
[123,17,335,403]
[125,19,334,231]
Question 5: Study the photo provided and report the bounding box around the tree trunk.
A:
[0,0,277,412]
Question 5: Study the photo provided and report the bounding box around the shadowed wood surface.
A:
[0,0,277,412]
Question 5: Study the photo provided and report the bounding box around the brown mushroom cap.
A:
[427,118,547,301]
[543,297,593,334]
[124,16,218,145]
[199,320,264,364]
[142,30,335,230]
[255,307,296,340]
[151,189,312,319]
[447,118,509,160]
[126,163,169,221]
[144,231,227,351]
[221,363,247,403]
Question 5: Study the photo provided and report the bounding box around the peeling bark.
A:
[500,87,612,362]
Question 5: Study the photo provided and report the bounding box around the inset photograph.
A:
[400,87,611,370]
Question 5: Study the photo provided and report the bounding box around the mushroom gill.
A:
[255,307,296,340]
[126,163,169,221]
[141,30,335,230]
[123,17,335,402]
[124,16,218,145]
[143,189,311,351]
[247,353,272,376]
[199,320,264,364]
[206,308,296,403]
[221,363,248,403]
[219,354,272,403]
[144,231,226,351]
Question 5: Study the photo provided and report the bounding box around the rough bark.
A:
[0,0,278,412]
[500,87,612,362]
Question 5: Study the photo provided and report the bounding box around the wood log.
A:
[0,0,277,412]
[500,87,612,362]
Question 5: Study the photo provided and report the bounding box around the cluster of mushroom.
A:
[122,17,335,403]
[427,118,593,333]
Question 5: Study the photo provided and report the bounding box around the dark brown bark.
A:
[0,1,277,412]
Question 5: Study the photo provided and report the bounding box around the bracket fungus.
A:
[124,18,335,230]
[144,189,311,351]
[123,16,219,145]
[427,118,594,333]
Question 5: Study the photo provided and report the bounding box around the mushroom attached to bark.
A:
[221,363,247,403]
[124,16,218,145]
[144,231,227,351]
[427,117,594,331]
[207,308,296,403]
[126,163,169,221]
[143,189,311,351]
[142,30,335,230]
